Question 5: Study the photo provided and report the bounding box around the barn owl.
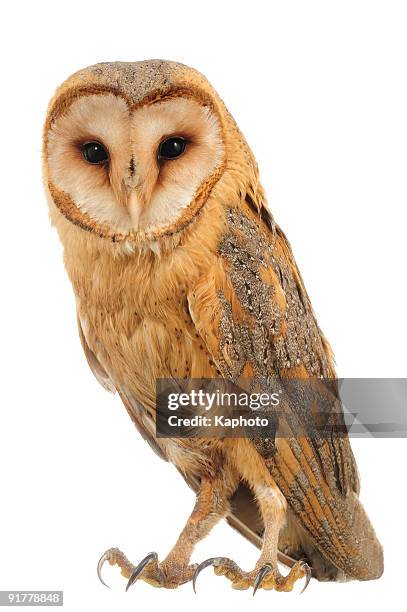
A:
[43,60,383,593]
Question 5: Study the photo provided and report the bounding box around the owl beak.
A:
[127,190,144,231]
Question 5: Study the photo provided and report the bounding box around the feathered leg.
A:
[194,480,310,593]
[98,473,235,590]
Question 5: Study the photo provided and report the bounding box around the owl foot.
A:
[193,557,311,594]
[97,547,197,590]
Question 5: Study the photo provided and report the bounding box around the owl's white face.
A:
[46,93,225,237]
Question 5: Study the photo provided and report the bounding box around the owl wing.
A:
[187,201,383,581]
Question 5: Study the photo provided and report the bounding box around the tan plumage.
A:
[43,60,383,591]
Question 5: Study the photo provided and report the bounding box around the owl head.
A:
[43,60,264,253]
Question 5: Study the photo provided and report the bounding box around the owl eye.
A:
[158,137,186,160]
[81,141,109,164]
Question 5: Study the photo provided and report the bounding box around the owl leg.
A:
[193,480,311,594]
[97,474,233,590]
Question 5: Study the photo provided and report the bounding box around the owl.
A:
[43,60,383,593]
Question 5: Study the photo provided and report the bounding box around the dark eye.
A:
[81,141,109,164]
[158,136,186,160]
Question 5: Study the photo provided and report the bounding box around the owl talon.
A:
[126,552,160,591]
[253,563,273,596]
[300,562,312,594]
[193,557,240,593]
[97,547,198,589]
[97,550,112,589]
[192,556,311,593]
[97,547,136,589]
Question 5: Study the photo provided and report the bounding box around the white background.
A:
[1,1,406,610]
